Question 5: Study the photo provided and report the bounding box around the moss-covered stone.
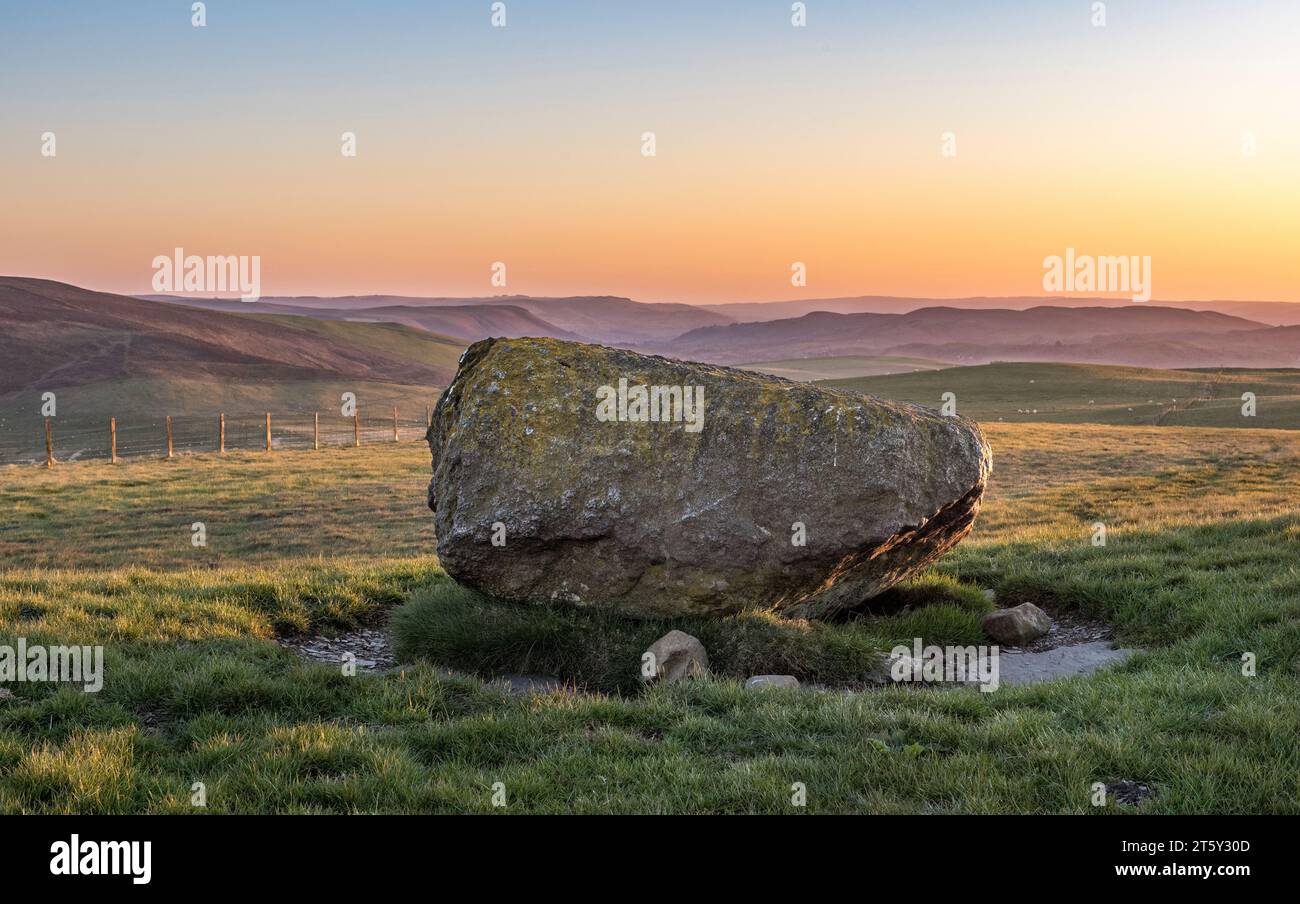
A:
[428,338,991,620]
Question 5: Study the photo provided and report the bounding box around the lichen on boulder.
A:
[428,337,991,620]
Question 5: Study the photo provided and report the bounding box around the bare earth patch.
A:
[1013,602,1115,653]
[278,626,566,696]
[998,641,1136,686]
[277,627,397,672]
[993,596,1138,685]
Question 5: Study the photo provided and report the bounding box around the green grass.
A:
[826,362,1300,429]
[0,445,435,568]
[2,420,1299,813]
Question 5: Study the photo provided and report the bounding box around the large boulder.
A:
[427,337,991,620]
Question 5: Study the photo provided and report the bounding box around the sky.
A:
[1,0,1297,303]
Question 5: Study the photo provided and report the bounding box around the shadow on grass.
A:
[390,574,995,694]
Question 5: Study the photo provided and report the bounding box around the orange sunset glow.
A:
[2,1,1297,302]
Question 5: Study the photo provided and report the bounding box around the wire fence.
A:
[0,411,431,467]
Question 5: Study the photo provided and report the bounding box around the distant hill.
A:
[30,278,1300,380]
[702,296,1300,327]
[736,355,949,381]
[326,304,581,342]
[667,305,1300,369]
[145,296,580,342]
[0,277,463,394]
[140,292,1300,366]
[144,293,735,344]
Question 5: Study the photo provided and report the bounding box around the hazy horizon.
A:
[3,0,1298,303]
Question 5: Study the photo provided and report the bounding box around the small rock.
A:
[981,588,997,603]
[643,630,708,684]
[981,602,1052,645]
[0,688,13,701]
[745,675,800,690]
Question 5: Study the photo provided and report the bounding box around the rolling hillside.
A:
[0,277,463,393]
[668,306,1298,369]
[0,278,465,460]
[737,355,950,381]
[326,305,579,341]
[151,297,580,342]
[149,293,735,345]
[704,295,1300,326]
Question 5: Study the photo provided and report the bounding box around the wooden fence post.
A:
[44,417,54,469]
[265,412,272,452]
[353,413,360,448]
[110,417,118,464]
[218,413,226,455]
[166,416,174,459]
[425,405,431,428]
[314,412,320,451]
[393,406,399,442]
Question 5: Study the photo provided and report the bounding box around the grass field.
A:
[2,409,1298,813]
[0,378,443,463]
[826,362,1300,429]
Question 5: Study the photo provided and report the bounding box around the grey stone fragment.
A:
[981,602,1052,645]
